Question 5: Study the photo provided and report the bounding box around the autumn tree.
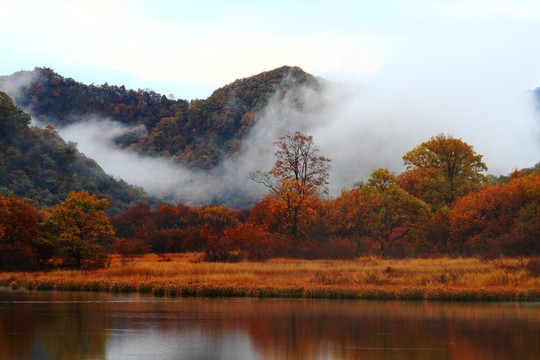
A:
[364,169,432,257]
[325,188,380,256]
[448,171,539,257]
[251,131,330,196]
[201,205,242,261]
[114,238,151,265]
[402,134,488,207]
[0,195,43,270]
[250,131,330,245]
[223,223,275,261]
[42,191,116,269]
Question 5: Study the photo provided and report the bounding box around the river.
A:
[0,289,539,359]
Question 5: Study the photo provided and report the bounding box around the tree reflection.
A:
[1,290,539,360]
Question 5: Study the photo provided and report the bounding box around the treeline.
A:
[1,132,538,271]
[110,163,538,261]
[0,167,537,271]
[0,92,154,213]
[2,66,318,169]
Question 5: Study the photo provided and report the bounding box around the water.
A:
[0,289,539,360]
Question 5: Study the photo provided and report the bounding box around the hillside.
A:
[1,66,321,169]
[0,92,154,214]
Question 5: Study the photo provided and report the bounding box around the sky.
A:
[2,0,540,204]
[2,0,540,100]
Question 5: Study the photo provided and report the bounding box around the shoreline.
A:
[1,281,539,302]
[1,254,539,302]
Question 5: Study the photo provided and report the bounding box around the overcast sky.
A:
[2,0,540,100]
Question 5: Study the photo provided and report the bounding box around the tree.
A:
[325,188,380,255]
[42,191,116,269]
[364,169,432,257]
[251,131,330,196]
[0,92,31,146]
[250,131,330,244]
[0,196,42,270]
[223,223,275,261]
[448,172,539,257]
[114,238,151,265]
[199,205,243,261]
[402,134,488,207]
[367,168,396,193]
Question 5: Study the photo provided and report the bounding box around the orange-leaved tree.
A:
[448,171,539,257]
[0,195,45,270]
[201,205,241,262]
[222,223,275,261]
[325,187,381,256]
[250,131,330,247]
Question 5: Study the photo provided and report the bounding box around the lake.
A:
[0,289,539,359]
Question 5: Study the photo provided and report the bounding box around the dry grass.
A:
[1,254,538,301]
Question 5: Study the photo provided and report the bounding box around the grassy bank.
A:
[1,254,539,301]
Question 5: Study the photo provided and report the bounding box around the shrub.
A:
[114,238,151,265]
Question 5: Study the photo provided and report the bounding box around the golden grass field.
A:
[1,254,539,301]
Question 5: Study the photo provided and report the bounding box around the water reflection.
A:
[1,289,539,359]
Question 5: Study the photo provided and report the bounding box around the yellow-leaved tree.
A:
[401,134,488,208]
[42,191,116,269]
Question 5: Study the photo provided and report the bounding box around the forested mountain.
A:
[0,92,153,214]
[1,66,321,169]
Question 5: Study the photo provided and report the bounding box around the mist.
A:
[55,118,267,206]
[53,68,539,208]
[2,54,539,208]
[0,70,37,104]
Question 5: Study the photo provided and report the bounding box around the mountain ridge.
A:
[0,66,321,169]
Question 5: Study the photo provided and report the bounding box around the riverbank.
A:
[1,254,539,301]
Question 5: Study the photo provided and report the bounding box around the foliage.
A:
[2,66,319,169]
[111,202,245,257]
[0,195,47,270]
[0,91,152,214]
[251,131,330,196]
[222,223,275,261]
[364,169,432,257]
[324,188,380,256]
[41,191,117,269]
[448,172,539,257]
[0,118,537,267]
[114,238,151,265]
[402,134,488,207]
[250,132,330,249]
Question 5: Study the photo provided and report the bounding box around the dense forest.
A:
[0,92,153,214]
[0,66,319,169]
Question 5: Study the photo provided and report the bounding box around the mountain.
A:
[0,92,154,214]
[1,66,321,169]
